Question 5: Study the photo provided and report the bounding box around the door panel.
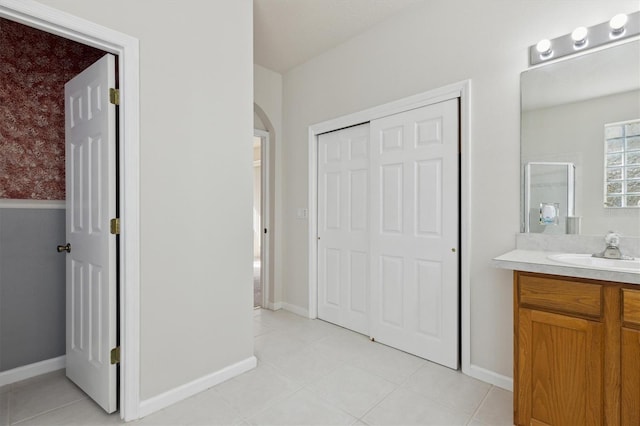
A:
[325,172,341,229]
[349,251,367,314]
[350,170,367,230]
[318,124,370,335]
[416,260,442,337]
[381,164,403,233]
[325,248,341,306]
[380,256,404,326]
[416,160,442,235]
[370,100,459,369]
[65,53,117,413]
[518,309,603,426]
[622,327,640,425]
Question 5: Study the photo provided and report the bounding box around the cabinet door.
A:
[518,309,603,426]
[622,327,640,425]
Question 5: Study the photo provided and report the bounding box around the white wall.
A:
[255,65,282,134]
[254,112,266,131]
[278,0,639,382]
[35,0,254,401]
[254,64,283,308]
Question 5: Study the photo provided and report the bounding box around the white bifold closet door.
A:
[369,99,459,369]
[317,123,370,335]
[317,98,459,369]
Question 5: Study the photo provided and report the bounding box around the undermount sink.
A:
[548,253,640,273]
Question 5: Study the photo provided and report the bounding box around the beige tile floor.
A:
[0,309,513,425]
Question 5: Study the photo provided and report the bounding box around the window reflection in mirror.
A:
[521,39,640,236]
[604,119,640,208]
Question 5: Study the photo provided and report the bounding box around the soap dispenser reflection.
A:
[539,202,559,225]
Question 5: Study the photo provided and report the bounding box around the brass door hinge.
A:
[109,88,120,105]
[110,218,120,235]
[110,346,120,364]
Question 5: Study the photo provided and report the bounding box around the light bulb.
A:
[536,39,552,56]
[571,26,588,46]
[610,13,628,35]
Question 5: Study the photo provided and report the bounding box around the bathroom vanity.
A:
[508,13,640,424]
[495,246,640,425]
[514,271,639,426]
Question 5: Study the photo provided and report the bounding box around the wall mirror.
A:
[521,39,640,236]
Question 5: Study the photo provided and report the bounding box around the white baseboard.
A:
[138,356,257,419]
[0,356,66,386]
[263,301,282,311]
[281,302,309,318]
[464,363,513,392]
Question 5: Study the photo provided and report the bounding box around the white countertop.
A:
[493,249,640,285]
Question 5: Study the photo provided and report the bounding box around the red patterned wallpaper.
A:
[0,18,105,200]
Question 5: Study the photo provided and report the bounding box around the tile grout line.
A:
[345,361,400,418]
[344,343,428,387]
[465,384,494,426]
[288,339,397,424]
[10,396,89,425]
[242,386,307,424]
[216,360,305,423]
[281,338,360,422]
[299,381,364,424]
[402,361,494,420]
[356,385,400,423]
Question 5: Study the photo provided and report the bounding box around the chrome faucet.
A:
[593,231,632,260]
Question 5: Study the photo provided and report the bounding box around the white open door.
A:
[64,54,118,413]
[317,124,370,335]
[369,100,459,369]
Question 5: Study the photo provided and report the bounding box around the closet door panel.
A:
[317,123,370,335]
[370,99,459,369]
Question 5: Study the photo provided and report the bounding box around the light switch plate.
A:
[296,208,308,219]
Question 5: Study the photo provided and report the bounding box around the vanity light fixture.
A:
[530,10,639,65]
[535,39,552,56]
[571,26,588,47]
[610,13,628,35]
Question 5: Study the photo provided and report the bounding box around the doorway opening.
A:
[253,134,262,307]
[0,16,120,414]
[0,1,141,421]
[253,129,270,308]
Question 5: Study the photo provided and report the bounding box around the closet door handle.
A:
[57,243,71,253]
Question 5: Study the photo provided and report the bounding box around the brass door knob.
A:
[57,243,71,253]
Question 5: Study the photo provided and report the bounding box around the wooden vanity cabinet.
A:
[514,271,639,426]
[621,289,640,425]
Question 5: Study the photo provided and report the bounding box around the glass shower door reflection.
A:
[524,162,575,234]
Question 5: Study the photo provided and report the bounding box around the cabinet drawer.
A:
[518,273,602,319]
[623,289,640,326]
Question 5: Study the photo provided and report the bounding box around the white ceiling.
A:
[253,0,424,73]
